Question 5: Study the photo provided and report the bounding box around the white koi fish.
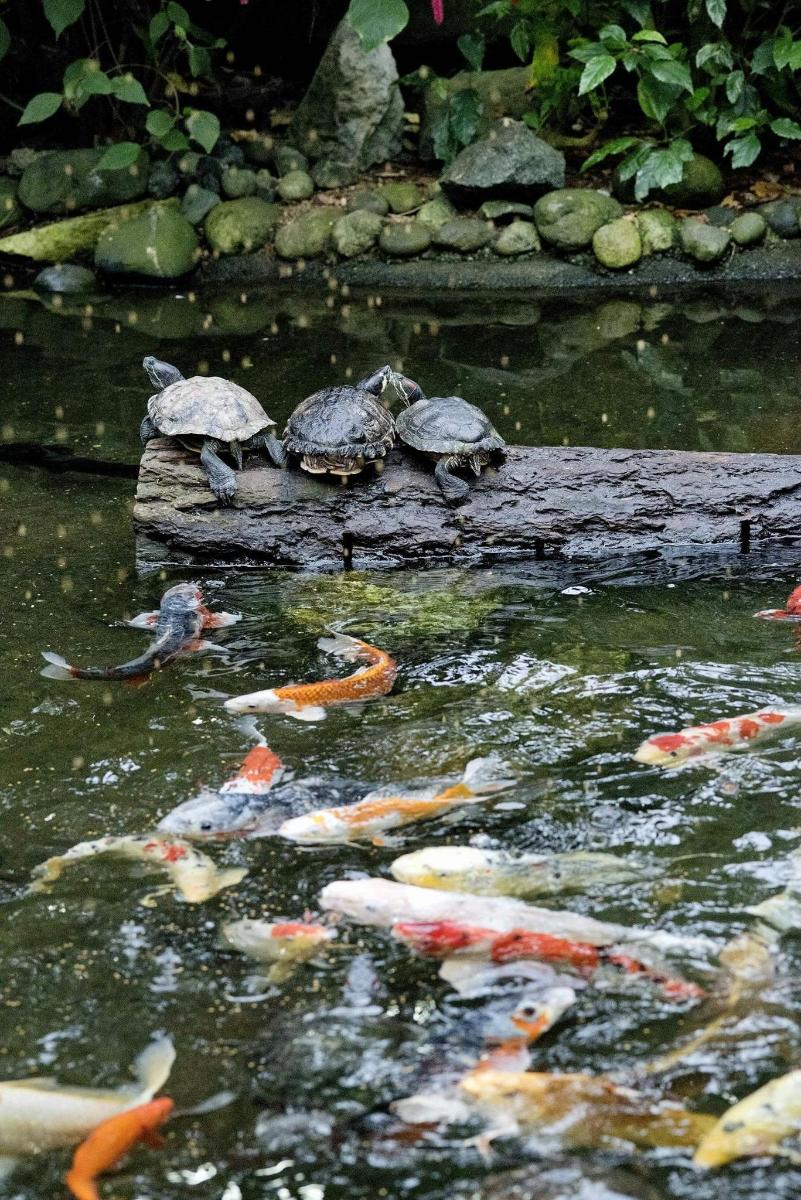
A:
[29,835,247,903]
[694,1069,801,1167]
[223,918,335,982]
[634,707,801,767]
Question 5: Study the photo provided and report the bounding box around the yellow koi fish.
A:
[694,1069,801,1167]
[30,835,247,903]
[278,758,515,844]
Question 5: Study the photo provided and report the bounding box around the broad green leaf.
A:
[771,117,801,139]
[599,24,627,49]
[186,108,220,153]
[632,29,667,44]
[648,57,693,91]
[580,135,641,172]
[686,85,711,111]
[621,0,652,24]
[725,132,761,167]
[617,142,653,181]
[705,0,726,27]
[63,60,112,104]
[449,87,482,147]
[751,39,774,75]
[43,0,85,39]
[146,109,176,138]
[166,2,190,28]
[111,75,150,106]
[570,41,611,64]
[725,69,744,102]
[510,21,530,62]
[696,41,731,69]
[96,142,142,170]
[457,32,485,72]
[160,128,190,151]
[431,108,454,162]
[729,115,757,131]
[637,75,680,121]
[188,45,211,77]
[18,92,62,125]
[347,0,409,51]
[0,18,9,63]
[578,54,616,94]
[773,28,801,71]
[150,12,169,42]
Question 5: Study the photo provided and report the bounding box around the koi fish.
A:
[66,1096,173,1200]
[278,757,514,844]
[0,1036,174,1156]
[29,834,247,904]
[633,706,801,766]
[42,582,238,682]
[754,584,801,620]
[460,1069,715,1151]
[224,632,396,720]
[223,917,335,982]
[477,988,577,1072]
[158,745,285,839]
[392,921,704,1001]
[746,847,801,933]
[390,845,654,898]
[694,1069,801,1166]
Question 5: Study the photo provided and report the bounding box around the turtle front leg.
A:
[200,438,237,504]
[139,414,159,446]
[434,456,470,505]
[250,430,286,467]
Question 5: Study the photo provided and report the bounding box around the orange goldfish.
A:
[754,584,801,620]
[66,1097,173,1200]
[633,707,801,766]
[224,632,397,721]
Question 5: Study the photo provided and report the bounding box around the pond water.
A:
[2,280,801,1200]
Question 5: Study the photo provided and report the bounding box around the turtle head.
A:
[144,356,184,389]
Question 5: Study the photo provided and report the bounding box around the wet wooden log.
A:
[134,438,801,570]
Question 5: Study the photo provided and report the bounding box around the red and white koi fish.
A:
[224,632,396,721]
[633,706,801,766]
[158,745,285,839]
[278,757,514,844]
[66,1097,173,1200]
[29,834,247,903]
[754,584,801,620]
[42,582,238,682]
[392,921,704,1001]
[223,917,335,982]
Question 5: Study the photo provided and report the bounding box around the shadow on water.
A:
[1,283,801,1199]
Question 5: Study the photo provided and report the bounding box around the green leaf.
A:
[111,75,149,106]
[751,39,774,75]
[637,75,680,121]
[18,92,63,125]
[186,108,220,153]
[648,57,693,91]
[771,117,801,139]
[150,11,169,42]
[632,29,667,44]
[160,128,190,151]
[580,135,641,172]
[449,87,482,147]
[43,0,85,38]
[578,54,616,95]
[725,69,744,102]
[0,18,10,63]
[570,41,610,64]
[705,0,726,27]
[773,28,801,71]
[510,21,530,62]
[146,109,176,138]
[621,0,651,24]
[166,2,190,28]
[696,41,732,69]
[599,23,627,49]
[457,32,485,72]
[725,132,761,167]
[431,108,454,162]
[96,141,142,171]
[63,60,113,105]
[188,45,211,77]
[632,140,692,200]
[346,0,409,51]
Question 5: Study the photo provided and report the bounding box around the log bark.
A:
[133,438,801,570]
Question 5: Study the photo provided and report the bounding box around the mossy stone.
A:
[679,217,731,263]
[636,209,676,255]
[613,152,724,207]
[0,198,159,261]
[277,171,315,202]
[34,263,98,293]
[347,189,390,216]
[147,160,180,200]
[239,133,274,165]
[0,177,22,231]
[332,209,383,257]
[311,159,359,189]
[730,211,767,246]
[273,145,309,176]
[758,197,801,238]
[433,217,494,252]
[592,217,642,268]
[222,167,257,199]
[415,195,457,230]
[494,219,540,255]
[479,199,534,222]
[380,181,424,214]
[379,220,432,256]
[18,146,150,215]
[95,202,198,278]
[534,188,622,250]
[254,170,277,202]
[274,209,336,259]
[204,197,280,255]
[181,184,220,225]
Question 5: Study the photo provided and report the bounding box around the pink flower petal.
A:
[431,0,444,24]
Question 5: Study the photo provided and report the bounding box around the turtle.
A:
[283,364,412,479]
[140,356,285,503]
[395,390,505,504]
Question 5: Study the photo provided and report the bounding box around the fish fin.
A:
[131,1036,176,1099]
[317,632,364,662]
[288,706,327,722]
[211,867,249,894]
[127,611,160,629]
[40,651,76,680]
[125,675,151,689]
[391,1091,472,1126]
[202,611,240,629]
[460,756,516,796]
[232,715,267,745]
[183,639,216,654]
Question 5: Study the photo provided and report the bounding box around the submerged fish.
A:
[66,1096,173,1200]
[746,846,801,933]
[633,706,801,766]
[478,988,577,1072]
[224,632,397,720]
[754,584,801,621]
[223,917,335,982]
[30,834,247,903]
[694,1069,801,1167]
[460,1069,714,1151]
[158,745,285,839]
[390,845,653,898]
[0,1036,174,1156]
[278,757,514,844]
[42,582,238,682]
[393,920,704,1001]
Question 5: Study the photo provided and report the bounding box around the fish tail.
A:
[232,715,267,745]
[317,631,367,662]
[132,1036,176,1100]
[40,651,78,680]
[65,1167,99,1200]
[460,756,516,796]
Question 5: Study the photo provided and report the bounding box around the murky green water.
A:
[2,282,801,1200]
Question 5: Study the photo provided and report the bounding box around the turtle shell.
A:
[283,385,395,461]
[148,377,274,442]
[396,395,505,456]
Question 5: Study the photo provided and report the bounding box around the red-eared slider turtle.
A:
[396,391,505,504]
[283,364,411,479]
[140,356,285,504]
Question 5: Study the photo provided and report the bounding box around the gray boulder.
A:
[289,19,403,168]
[19,147,150,214]
[95,202,198,278]
[332,209,383,257]
[440,120,565,207]
[730,211,766,246]
[494,219,540,256]
[479,199,534,222]
[434,217,494,252]
[758,197,801,238]
[534,188,622,251]
[205,197,280,255]
[679,217,731,263]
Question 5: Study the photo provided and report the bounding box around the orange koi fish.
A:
[754,584,801,620]
[158,744,285,839]
[392,920,704,1001]
[66,1097,173,1200]
[633,707,801,766]
[224,632,397,721]
[477,987,577,1072]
